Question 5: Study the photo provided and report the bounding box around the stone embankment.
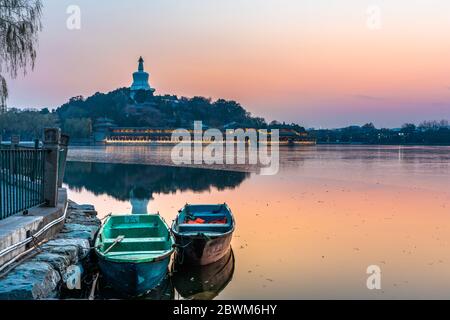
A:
[0,201,100,300]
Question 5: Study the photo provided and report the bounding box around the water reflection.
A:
[130,187,152,214]
[172,249,235,300]
[64,162,250,210]
[98,274,175,300]
[96,249,235,300]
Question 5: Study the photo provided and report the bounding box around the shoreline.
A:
[316,142,450,147]
[0,201,101,300]
[68,142,450,147]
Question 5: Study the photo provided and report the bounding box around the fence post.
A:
[9,136,19,175]
[43,128,61,207]
[57,134,70,188]
[11,135,20,148]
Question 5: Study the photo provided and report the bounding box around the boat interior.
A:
[98,215,173,257]
[175,204,234,235]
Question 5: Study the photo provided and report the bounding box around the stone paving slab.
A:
[0,200,100,300]
[0,261,61,300]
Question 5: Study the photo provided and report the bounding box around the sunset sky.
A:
[5,0,450,127]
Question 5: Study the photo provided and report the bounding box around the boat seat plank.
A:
[178,223,230,228]
[189,212,225,216]
[106,250,169,257]
[103,237,167,244]
[111,223,158,230]
[178,231,226,236]
[185,214,227,219]
[178,223,231,234]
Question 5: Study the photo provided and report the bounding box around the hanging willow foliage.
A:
[0,0,43,109]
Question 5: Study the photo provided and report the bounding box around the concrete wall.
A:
[0,189,68,266]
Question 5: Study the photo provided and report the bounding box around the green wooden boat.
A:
[95,214,175,296]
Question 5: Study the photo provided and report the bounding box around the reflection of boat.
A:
[173,249,235,300]
[171,204,235,265]
[95,214,174,296]
[98,273,175,300]
[141,274,174,300]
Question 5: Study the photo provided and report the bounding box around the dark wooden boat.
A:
[172,248,235,300]
[171,204,235,266]
[95,214,174,296]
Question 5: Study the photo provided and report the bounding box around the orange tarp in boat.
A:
[185,218,228,224]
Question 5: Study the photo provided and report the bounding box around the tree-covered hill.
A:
[55,87,267,131]
[0,87,306,140]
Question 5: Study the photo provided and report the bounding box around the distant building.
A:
[93,117,117,142]
[130,56,155,100]
[94,126,316,145]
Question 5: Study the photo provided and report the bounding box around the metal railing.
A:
[0,148,46,220]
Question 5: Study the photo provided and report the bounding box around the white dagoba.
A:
[130,56,155,98]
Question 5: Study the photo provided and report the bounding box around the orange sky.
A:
[5,0,450,127]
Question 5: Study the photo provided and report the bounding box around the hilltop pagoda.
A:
[130,56,155,99]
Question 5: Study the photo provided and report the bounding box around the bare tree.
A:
[0,0,42,111]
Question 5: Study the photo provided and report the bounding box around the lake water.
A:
[65,145,450,299]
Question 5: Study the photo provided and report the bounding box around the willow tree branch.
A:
[0,0,42,107]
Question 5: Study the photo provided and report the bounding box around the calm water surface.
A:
[65,145,450,299]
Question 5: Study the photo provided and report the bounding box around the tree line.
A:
[311,121,450,145]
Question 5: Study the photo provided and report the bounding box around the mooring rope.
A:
[100,213,112,221]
